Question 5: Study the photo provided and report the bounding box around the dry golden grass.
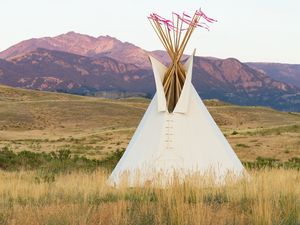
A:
[0,169,299,225]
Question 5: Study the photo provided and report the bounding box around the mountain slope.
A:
[0,48,153,94]
[0,48,299,111]
[0,32,150,68]
[192,57,300,110]
[247,62,300,88]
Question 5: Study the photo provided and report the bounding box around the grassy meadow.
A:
[1,85,299,161]
[0,169,299,225]
[0,84,300,224]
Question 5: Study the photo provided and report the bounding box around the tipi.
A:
[109,9,245,186]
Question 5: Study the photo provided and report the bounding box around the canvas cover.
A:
[109,55,245,186]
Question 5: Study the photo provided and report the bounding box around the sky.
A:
[1,0,299,63]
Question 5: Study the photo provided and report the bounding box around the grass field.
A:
[1,85,299,161]
[0,169,299,225]
[0,85,300,225]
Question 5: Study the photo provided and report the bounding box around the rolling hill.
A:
[0,85,299,161]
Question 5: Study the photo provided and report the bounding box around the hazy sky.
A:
[1,0,299,63]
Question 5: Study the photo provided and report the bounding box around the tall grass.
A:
[0,169,299,225]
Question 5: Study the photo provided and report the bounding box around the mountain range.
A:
[0,31,299,111]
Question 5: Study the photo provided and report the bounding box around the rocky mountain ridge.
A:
[0,32,299,111]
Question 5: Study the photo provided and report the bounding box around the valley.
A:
[1,85,299,161]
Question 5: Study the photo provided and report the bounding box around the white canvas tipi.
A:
[109,10,245,186]
[109,54,245,186]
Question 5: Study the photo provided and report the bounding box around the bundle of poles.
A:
[148,9,216,112]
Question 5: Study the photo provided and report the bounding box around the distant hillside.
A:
[0,32,300,111]
[247,62,300,88]
[0,84,84,102]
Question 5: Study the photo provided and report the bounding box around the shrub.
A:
[243,157,300,170]
[236,143,250,148]
[0,147,125,174]
[231,131,238,135]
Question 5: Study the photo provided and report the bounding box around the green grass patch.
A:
[245,125,300,136]
[1,147,299,178]
[0,147,125,174]
[243,157,300,170]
